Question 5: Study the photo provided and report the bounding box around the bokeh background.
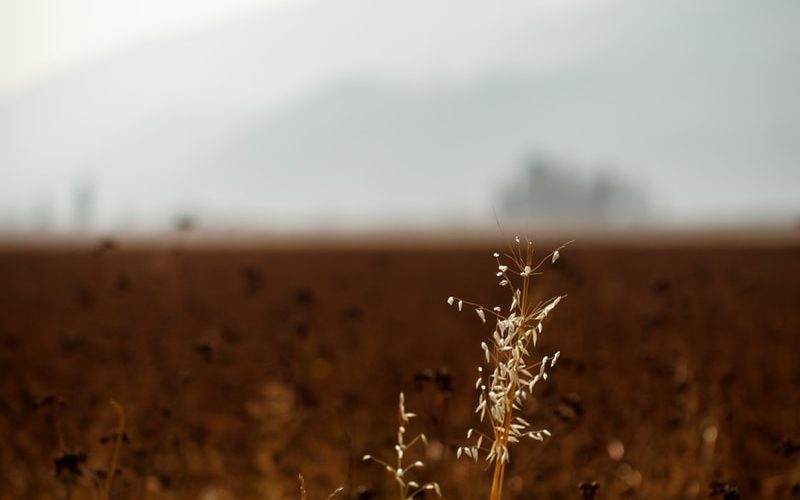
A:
[2,2,800,499]
[2,0,799,235]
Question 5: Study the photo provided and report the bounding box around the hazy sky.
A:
[1,0,797,232]
[0,0,599,95]
[0,0,296,93]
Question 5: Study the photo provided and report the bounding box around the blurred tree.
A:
[498,155,650,225]
[73,177,95,232]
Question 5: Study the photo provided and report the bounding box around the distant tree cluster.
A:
[498,156,650,225]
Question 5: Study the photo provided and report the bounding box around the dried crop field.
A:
[1,236,799,499]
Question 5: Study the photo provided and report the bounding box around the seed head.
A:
[449,238,568,467]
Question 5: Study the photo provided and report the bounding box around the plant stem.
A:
[490,459,507,500]
[102,400,125,500]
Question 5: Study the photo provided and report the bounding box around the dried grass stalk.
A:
[449,237,570,500]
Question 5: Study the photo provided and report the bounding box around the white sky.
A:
[2,0,794,230]
[0,0,602,96]
[0,0,297,94]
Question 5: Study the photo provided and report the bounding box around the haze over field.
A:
[1,0,798,232]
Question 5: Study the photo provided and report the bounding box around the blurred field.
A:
[1,236,799,498]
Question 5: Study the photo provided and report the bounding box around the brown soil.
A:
[1,237,799,499]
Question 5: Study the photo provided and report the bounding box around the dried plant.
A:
[448,237,570,500]
[100,400,126,500]
[362,393,443,500]
[708,479,740,500]
[45,397,126,500]
[298,473,344,500]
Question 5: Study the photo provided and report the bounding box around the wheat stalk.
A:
[449,236,570,500]
[363,392,443,500]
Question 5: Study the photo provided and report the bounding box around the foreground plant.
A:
[298,473,344,500]
[362,393,443,500]
[449,237,569,500]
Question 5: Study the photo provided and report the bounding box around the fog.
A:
[1,0,798,234]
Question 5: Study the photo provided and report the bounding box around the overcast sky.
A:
[0,0,297,93]
[1,0,797,232]
[0,0,599,95]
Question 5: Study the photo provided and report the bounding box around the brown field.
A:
[1,236,799,499]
